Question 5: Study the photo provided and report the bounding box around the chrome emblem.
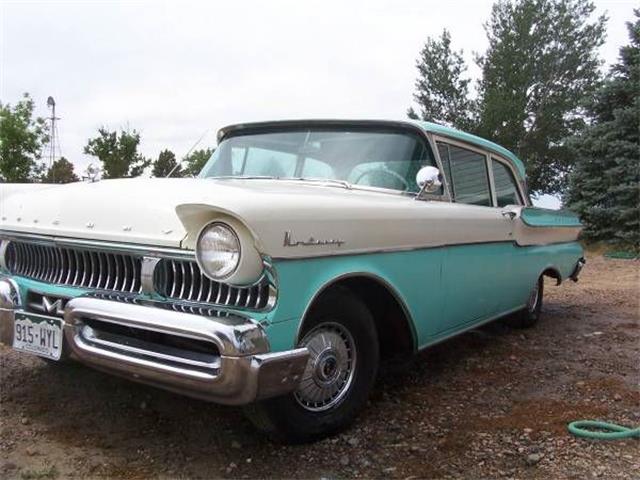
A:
[42,296,65,316]
[284,231,345,248]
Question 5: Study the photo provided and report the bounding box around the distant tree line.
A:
[0,99,214,184]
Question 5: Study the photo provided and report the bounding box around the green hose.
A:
[603,251,638,260]
[568,420,640,440]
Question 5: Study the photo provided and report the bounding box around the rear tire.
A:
[509,276,544,329]
[244,288,379,443]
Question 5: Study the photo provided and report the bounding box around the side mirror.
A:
[416,166,442,194]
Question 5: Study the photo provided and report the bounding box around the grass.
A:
[20,466,58,480]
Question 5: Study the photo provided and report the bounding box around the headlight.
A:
[196,222,241,280]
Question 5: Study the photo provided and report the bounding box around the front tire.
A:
[509,275,544,328]
[244,288,379,443]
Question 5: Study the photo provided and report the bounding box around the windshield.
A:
[199,128,436,193]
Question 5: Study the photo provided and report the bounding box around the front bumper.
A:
[0,279,308,405]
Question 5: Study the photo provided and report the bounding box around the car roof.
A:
[407,120,526,179]
[218,119,527,179]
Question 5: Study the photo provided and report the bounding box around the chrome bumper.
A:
[0,280,308,405]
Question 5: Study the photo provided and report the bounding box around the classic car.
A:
[0,119,585,442]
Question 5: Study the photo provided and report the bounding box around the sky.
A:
[1,0,637,207]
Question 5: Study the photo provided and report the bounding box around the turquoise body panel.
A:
[262,240,583,352]
[520,207,583,228]
[4,241,583,354]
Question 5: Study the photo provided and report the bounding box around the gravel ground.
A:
[1,254,638,479]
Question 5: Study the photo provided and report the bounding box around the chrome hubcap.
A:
[294,323,356,412]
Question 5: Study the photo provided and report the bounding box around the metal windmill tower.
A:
[45,96,61,177]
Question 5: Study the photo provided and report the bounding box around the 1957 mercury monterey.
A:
[0,119,585,442]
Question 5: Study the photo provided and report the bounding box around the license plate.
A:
[13,312,63,360]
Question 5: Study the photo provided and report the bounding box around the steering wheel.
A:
[353,168,409,191]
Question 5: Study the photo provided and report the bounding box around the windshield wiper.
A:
[209,175,280,180]
[209,175,353,189]
[289,177,353,190]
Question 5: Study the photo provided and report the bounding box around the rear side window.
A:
[492,159,522,207]
[437,142,492,207]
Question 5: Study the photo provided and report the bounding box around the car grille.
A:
[5,241,142,293]
[3,240,273,310]
[154,258,272,310]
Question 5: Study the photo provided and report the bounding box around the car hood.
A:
[0,178,431,253]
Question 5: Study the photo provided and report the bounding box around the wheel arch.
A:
[297,272,417,360]
[539,265,562,286]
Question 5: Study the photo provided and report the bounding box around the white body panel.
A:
[0,178,579,258]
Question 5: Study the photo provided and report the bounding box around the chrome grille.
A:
[5,241,142,293]
[154,258,272,310]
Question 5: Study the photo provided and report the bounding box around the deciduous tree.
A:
[182,148,214,177]
[476,0,607,194]
[84,128,150,179]
[408,0,607,195]
[0,93,48,182]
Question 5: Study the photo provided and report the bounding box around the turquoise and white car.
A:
[0,120,584,442]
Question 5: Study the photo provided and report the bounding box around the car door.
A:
[434,140,515,333]
[489,156,530,311]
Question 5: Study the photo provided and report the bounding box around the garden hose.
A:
[568,420,640,440]
[603,251,638,260]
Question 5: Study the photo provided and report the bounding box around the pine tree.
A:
[0,93,48,182]
[566,10,640,248]
[152,149,180,177]
[43,157,79,183]
[407,30,475,130]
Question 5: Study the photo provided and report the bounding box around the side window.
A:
[492,158,523,207]
[437,143,453,197]
[242,147,296,177]
[437,142,492,206]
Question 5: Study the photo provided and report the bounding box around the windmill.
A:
[45,96,61,180]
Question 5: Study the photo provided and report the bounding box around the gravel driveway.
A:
[1,255,638,479]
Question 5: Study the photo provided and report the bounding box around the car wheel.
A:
[509,276,544,328]
[244,287,379,443]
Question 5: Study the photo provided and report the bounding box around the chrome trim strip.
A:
[141,257,160,295]
[80,326,221,371]
[0,231,194,259]
[271,239,580,261]
[0,240,9,271]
